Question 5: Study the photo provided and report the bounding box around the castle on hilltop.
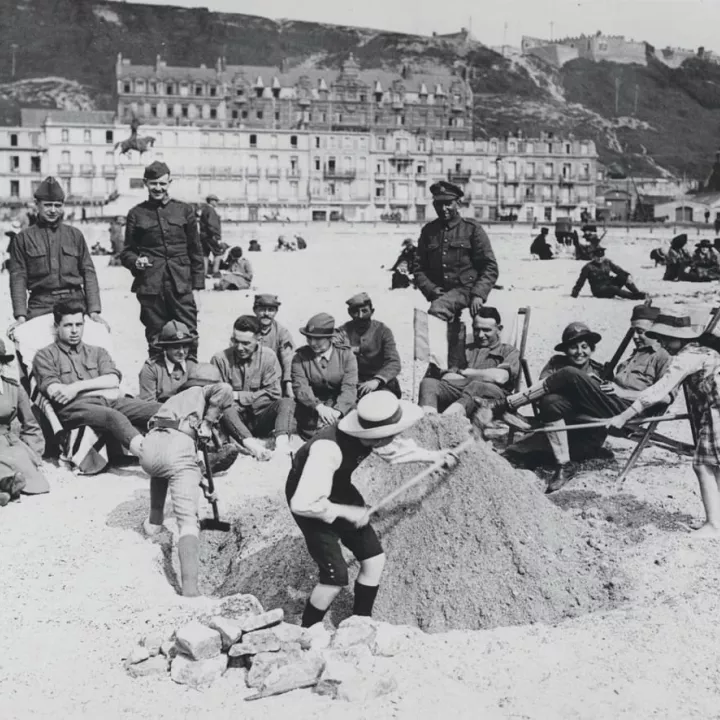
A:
[522,32,720,70]
[521,33,647,68]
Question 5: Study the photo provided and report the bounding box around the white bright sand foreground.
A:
[2,222,720,719]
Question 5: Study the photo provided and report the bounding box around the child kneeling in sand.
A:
[609,312,720,538]
[286,391,458,627]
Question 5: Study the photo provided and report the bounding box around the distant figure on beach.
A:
[389,239,416,289]
[571,247,647,300]
[663,234,691,281]
[530,227,554,260]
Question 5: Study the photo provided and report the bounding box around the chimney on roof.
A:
[216,57,222,73]
[156,54,162,72]
[280,58,287,73]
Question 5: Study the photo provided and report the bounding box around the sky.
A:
[139,0,719,53]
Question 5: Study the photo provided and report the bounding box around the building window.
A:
[150,105,157,117]
[290,135,298,149]
[10,155,19,171]
[377,137,386,150]
[241,111,248,119]
[272,88,280,99]
[315,137,321,148]
[580,143,589,156]
[30,156,41,173]
[314,157,321,171]
[236,88,244,96]
[249,134,257,148]
[543,162,553,179]
[270,134,278,148]
[209,108,217,119]
[10,180,19,197]
[166,84,174,95]
[150,82,157,93]
[375,183,386,198]
[290,181,299,198]
[61,129,69,143]
[29,132,40,147]
[194,85,202,96]
[257,111,263,120]
[83,129,91,143]
[123,82,131,93]
[136,80,145,93]
[417,138,426,152]
[526,162,535,179]
[416,163,425,175]
[508,141,516,153]
[10,133,18,147]
[209,86,217,97]
[565,143,571,154]
[182,106,189,118]
[231,110,239,120]
[105,130,113,144]
[525,142,534,154]
[376,160,385,174]
[166,106,173,118]
[274,111,280,121]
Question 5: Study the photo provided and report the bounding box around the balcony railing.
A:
[80,164,95,177]
[245,169,260,178]
[287,169,302,178]
[323,169,356,180]
[266,169,281,178]
[198,167,213,178]
[447,170,471,183]
[559,175,575,185]
[57,164,73,176]
[102,165,117,177]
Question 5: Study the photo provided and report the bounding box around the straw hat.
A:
[646,313,703,340]
[339,391,424,440]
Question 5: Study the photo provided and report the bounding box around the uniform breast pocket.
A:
[26,247,49,278]
[83,362,99,377]
[448,237,471,258]
[165,218,187,242]
[60,245,80,275]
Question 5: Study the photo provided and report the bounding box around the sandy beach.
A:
[2,220,719,719]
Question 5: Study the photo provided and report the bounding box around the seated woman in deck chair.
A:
[480,306,672,493]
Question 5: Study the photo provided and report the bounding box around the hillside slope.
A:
[1,0,718,178]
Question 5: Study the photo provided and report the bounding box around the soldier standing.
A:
[199,194,224,278]
[8,176,104,331]
[414,181,499,368]
[121,161,205,358]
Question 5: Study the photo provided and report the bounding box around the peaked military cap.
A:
[631,305,660,323]
[253,293,281,308]
[206,194,219,202]
[430,180,464,201]
[143,161,171,180]
[346,292,373,309]
[34,176,65,202]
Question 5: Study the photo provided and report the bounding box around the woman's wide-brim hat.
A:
[155,320,194,347]
[339,391,424,440]
[299,312,336,338]
[554,322,602,352]
[647,313,704,340]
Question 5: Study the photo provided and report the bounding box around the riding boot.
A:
[544,420,577,493]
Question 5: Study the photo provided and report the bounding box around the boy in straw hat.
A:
[287,390,457,627]
[608,311,720,537]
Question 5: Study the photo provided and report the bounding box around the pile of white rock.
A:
[123,594,418,701]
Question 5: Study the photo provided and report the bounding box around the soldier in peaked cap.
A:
[121,161,205,359]
[414,180,499,368]
[8,176,105,333]
[253,294,295,398]
[339,292,402,399]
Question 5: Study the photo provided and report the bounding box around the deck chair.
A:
[12,315,119,475]
[500,307,534,444]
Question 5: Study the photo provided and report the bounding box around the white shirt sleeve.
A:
[290,439,343,523]
[629,347,706,416]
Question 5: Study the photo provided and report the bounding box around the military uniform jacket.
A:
[199,204,222,254]
[9,221,101,318]
[414,217,499,300]
[339,319,401,384]
[121,198,205,295]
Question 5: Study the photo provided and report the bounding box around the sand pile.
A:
[215,416,613,633]
[355,415,612,632]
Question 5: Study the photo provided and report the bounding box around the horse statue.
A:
[114,116,156,156]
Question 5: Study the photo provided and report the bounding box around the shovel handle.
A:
[368,437,474,516]
[201,445,221,522]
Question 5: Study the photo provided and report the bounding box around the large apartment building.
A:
[0,112,597,223]
[115,54,473,141]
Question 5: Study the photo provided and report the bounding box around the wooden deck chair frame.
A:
[12,316,114,475]
[505,307,533,445]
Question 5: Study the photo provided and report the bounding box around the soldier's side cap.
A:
[430,180,464,201]
[346,292,373,309]
[34,176,65,202]
[631,305,660,323]
[253,293,281,308]
[143,161,171,180]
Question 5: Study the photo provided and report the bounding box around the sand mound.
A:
[215,416,613,632]
[353,416,613,632]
